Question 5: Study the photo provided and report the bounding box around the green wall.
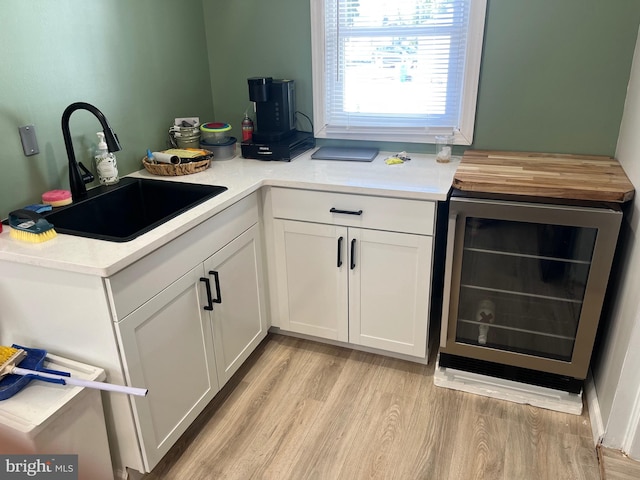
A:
[202,0,314,133]
[0,0,213,220]
[2,0,639,220]
[475,0,640,154]
[203,0,640,156]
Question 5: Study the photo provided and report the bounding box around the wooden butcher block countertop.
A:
[453,150,635,203]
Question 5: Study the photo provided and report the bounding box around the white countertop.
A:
[0,150,459,277]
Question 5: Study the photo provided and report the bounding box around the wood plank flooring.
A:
[598,447,640,480]
[143,333,605,480]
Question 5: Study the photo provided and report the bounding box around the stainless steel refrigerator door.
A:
[440,196,622,379]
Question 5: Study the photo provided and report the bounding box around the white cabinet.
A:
[116,265,219,469]
[205,224,268,386]
[270,187,435,359]
[349,228,432,356]
[273,220,349,341]
[108,193,267,472]
[0,193,269,476]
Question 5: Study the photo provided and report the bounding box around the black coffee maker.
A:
[248,77,296,143]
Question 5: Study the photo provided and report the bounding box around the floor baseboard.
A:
[585,369,605,447]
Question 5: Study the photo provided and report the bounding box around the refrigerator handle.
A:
[440,212,458,349]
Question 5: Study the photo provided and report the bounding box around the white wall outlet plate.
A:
[174,117,200,127]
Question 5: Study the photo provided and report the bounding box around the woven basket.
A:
[142,156,211,176]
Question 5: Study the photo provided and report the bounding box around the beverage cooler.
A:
[438,191,622,393]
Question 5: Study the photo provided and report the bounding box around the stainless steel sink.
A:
[43,177,227,242]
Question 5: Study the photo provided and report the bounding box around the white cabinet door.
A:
[349,228,433,357]
[273,219,349,342]
[116,265,219,472]
[204,224,268,387]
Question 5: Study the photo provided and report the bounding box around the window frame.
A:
[310,0,487,145]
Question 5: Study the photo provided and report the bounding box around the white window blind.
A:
[311,0,486,144]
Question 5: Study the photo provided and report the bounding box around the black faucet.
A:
[61,102,121,200]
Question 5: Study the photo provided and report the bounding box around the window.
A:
[310,0,487,144]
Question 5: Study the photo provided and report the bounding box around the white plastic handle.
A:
[12,366,148,397]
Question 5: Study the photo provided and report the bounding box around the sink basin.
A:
[43,177,227,242]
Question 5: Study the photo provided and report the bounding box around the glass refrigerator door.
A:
[455,217,596,361]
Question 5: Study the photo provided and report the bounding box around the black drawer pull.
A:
[350,239,356,270]
[209,270,222,304]
[337,236,343,267]
[200,277,214,311]
[330,207,363,216]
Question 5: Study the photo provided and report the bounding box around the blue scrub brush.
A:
[8,209,57,243]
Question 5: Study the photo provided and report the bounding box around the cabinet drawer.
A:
[270,187,435,235]
[107,193,259,320]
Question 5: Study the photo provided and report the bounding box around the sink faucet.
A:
[61,102,121,200]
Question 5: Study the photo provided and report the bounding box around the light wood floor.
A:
[598,447,640,480]
[143,334,637,480]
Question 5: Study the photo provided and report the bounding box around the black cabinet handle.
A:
[330,207,363,216]
[337,236,343,267]
[350,238,356,270]
[209,270,222,304]
[200,277,214,311]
